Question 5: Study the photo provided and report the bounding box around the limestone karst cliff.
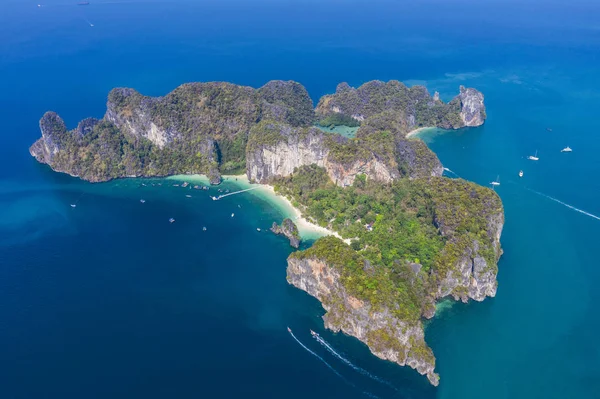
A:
[30,80,484,185]
[315,80,486,130]
[287,254,439,385]
[29,79,500,387]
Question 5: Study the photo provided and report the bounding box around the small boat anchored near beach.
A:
[490,175,500,187]
[528,150,539,161]
[561,146,573,152]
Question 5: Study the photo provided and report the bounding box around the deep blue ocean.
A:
[1,0,600,398]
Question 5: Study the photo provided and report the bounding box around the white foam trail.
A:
[289,329,382,398]
[362,391,381,399]
[442,167,460,178]
[287,329,348,383]
[313,333,398,392]
[525,187,600,221]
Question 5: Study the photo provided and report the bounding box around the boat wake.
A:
[443,167,460,178]
[288,328,381,399]
[524,187,600,221]
[312,331,399,392]
[287,328,348,383]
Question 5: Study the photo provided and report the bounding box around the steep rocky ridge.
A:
[29,80,314,183]
[30,80,483,185]
[315,80,486,131]
[288,255,439,385]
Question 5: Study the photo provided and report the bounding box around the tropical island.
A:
[30,79,502,386]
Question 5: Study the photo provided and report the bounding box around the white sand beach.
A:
[166,173,350,242]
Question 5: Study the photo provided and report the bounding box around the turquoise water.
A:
[1,0,600,398]
[315,125,359,138]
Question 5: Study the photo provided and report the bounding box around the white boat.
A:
[519,170,523,178]
[490,175,500,186]
[310,329,318,337]
[231,213,235,217]
[70,204,77,208]
[287,327,292,333]
[140,199,146,203]
[528,150,539,161]
[169,218,175,223]
[202,226,207,231]
[561,146,572,152]
[185,194,192,198]
[256,228,261,232]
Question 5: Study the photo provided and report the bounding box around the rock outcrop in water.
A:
[270,218,301,248]
[29,79,499,386]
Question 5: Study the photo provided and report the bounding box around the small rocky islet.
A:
[30,79,502,386]
[270,218,301,248]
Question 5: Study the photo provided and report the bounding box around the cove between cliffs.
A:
[171,173,342,243]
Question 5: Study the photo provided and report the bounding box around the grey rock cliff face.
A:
[246,126,328,183]
[287,257,439,386]
[246,132,435,186]
[395,139,443,179]
[105,88,179,148]
[458,85,486,127]
[29,112,68,164]
[324,156,397,187]
[435,205,504,303]
[246,125,399,186]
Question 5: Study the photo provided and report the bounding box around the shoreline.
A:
[405,126,436,138]
[209,174,350,243]
[223,175,350,243]
[255,181,352,244]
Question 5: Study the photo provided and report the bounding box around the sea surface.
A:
[1,0,600,398]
